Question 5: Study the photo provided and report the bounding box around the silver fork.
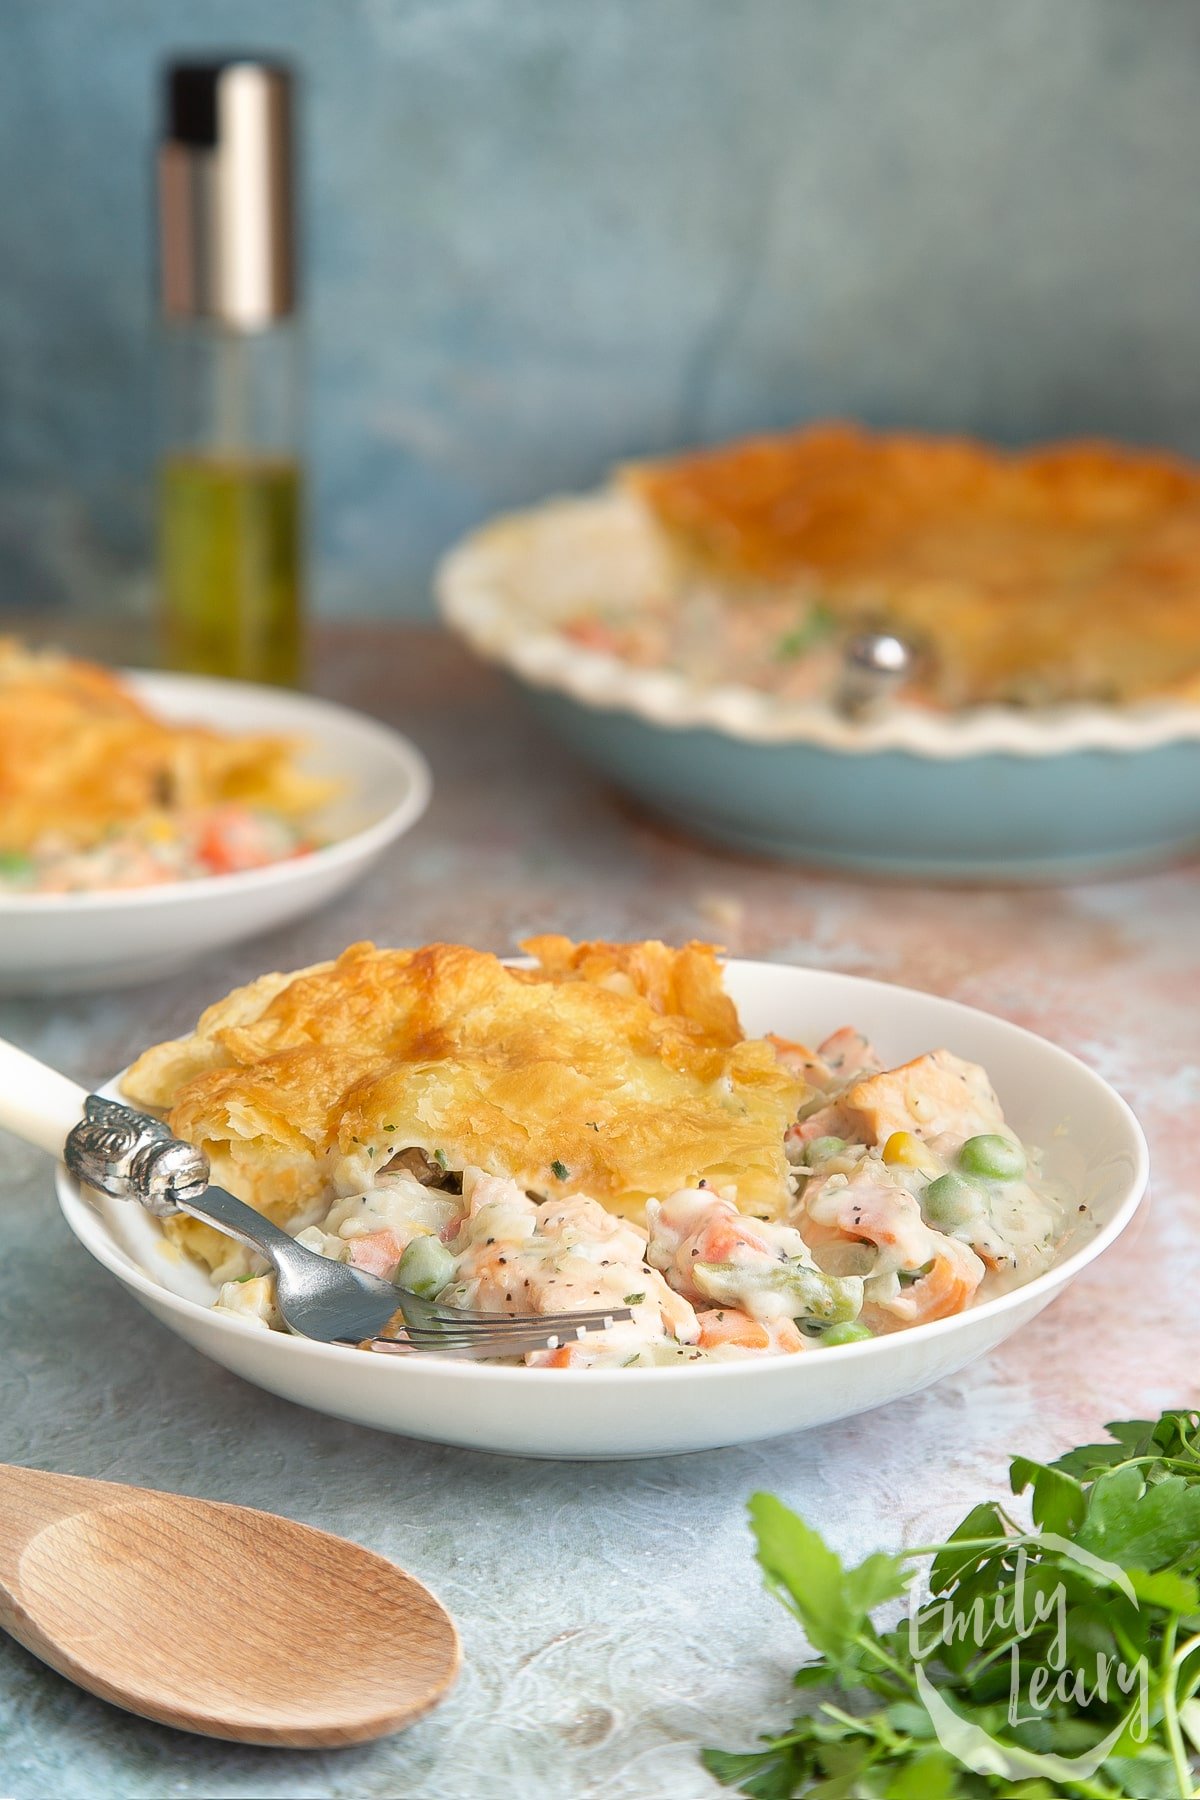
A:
[0,1043,631,1358]
[128,1162,631,1358]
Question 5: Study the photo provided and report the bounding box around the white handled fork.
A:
[0,1038,631,1358]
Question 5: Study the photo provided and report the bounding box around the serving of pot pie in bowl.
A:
[438,424,1200,878]
[57,937,1148,1456]
[0,644,430,991]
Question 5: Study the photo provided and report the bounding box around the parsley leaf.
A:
[706,1410,1200,1798]
[1010,1455,1088,1534]
[749,1492,907,1668]
[1077,1465,1200,1570]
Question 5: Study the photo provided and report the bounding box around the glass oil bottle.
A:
[157,59,304,685]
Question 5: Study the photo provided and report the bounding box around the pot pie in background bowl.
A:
[438,423,1200,879]
[56,938,1148,1456]
[0,640,334,894]
[0,648,430,993]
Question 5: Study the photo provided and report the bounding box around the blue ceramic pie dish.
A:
[438,493,1200,881]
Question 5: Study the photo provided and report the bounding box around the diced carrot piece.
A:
[767,1317,806,1354]
[562,618,622,653]
[536,1342,594,1369]
[696,1309,771,1351]
[197,816,239,875]
[893,1251,981,1324]
[348,1229,405,1278]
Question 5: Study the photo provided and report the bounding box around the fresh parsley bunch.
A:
[704,1412,1200,1799]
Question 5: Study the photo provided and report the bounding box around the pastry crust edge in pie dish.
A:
[437,490,1200,761]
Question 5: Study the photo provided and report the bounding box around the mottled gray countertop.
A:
[1,627,1197,1800]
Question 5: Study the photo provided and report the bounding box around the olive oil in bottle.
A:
[157,59,305,686]
[160,454,302,685]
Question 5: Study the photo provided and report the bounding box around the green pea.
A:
[821,1320,874,1347]
[922,1172,982,1228]
[805,1135,847,1164]
[395,1235,457,1299]
[958,1133,1026,1182]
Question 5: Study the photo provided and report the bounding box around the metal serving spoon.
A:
[0,1461,459,1744]
[837,629,916,717]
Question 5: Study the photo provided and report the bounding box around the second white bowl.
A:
[0,671,430,994]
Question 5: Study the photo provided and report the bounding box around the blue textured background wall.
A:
[2,0,1199,621]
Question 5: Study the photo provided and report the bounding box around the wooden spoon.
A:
[0,1462,460,1746]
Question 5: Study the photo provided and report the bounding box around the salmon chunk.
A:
[817,1027,881,1077]
[769,1026,881,1091]
[799,1049,1004,1147]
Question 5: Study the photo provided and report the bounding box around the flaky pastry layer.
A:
[624,424,1200,706]
[122,938,805,1271]
[0,639,332,852]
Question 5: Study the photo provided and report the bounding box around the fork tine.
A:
[399,1310,633,1339]
[365,1329,604,1361]
[357,1295,636,1359]
[404,1307,632,1337]
[393,1317,627,1348]
[401,1300,635,1329]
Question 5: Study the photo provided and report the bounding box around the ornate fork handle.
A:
[0,1042,636,1351]
[64,1095,210,1219]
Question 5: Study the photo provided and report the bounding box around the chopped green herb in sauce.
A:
[772,603,835,662]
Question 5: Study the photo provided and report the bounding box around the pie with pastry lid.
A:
[555,424,1200,710]
[121,936,805,1271]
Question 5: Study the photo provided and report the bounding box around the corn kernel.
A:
[883,1131,925,1168]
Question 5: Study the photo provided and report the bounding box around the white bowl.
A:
[55,961,1148,1459]
[0,672,430,994]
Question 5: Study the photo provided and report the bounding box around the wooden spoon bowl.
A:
[0,1464,460,1746]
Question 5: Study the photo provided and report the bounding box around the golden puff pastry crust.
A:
[624,424,1200,706]
[520,932,742,1047]
[123,938,805,1270]
[0,638,332,853]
